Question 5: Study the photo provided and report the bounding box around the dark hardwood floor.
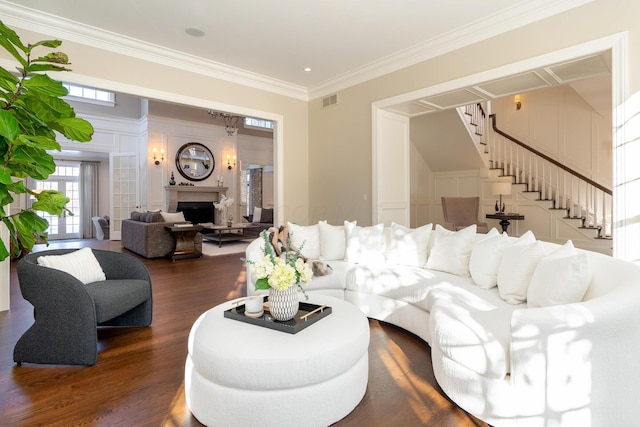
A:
[0,239,487,427]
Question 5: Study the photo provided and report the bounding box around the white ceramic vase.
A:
[269,286,299,321]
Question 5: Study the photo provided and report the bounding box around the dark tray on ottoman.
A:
[224,297,332,334]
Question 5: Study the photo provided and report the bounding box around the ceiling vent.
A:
[322,93,338,108]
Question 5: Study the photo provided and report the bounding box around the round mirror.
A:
[175,142,215,181]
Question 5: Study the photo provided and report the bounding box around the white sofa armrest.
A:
[510,284,640,425]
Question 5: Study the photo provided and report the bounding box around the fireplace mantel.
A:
[165,186,227,212]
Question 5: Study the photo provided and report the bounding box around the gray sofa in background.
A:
[121,211,202,258]
[14,249,153,366]
[242,207,274,238]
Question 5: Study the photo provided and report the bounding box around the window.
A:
[62,83,115,107]
[244,117,274,131]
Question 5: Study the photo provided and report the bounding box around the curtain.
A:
[80,161,99,238]
[249,168,263,211]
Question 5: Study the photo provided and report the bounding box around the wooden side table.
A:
[485,213,525,234]
[165,225,203,260]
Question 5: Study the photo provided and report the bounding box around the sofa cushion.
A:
[425,224,476,277]
[161,211,186,223]
[37,247,106,285]
[260,208,274,224]
[287,222,320,259]
[429,287,515,380]
[344,222,385,264]
[527,241,592,308]
[318,221,349,261]
[469,231,510,289]
[85,279,151,323]
[497,236,545,304]
[386,222,432,268]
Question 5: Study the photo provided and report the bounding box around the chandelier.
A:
[207,110,241,136]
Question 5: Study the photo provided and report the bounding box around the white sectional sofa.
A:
[245,221,640,427]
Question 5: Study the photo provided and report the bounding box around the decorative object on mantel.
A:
[245,231,314,321]
[169,172,176,186]
[214,195,234,226]
[216,175,224,187]
[491,182,512,213]
[178,182,194,186]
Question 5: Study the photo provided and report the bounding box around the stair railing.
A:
[488,114,612,237]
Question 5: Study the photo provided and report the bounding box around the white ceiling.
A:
[0,0,593,99]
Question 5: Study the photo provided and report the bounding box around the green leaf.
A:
[0,66,18,92]
[31,190,69,215]
[16,134,61,151]
[0,22,27,67]
[21,63,71,74]
[0,165,12,185]
[0,109,20,141]
[8,146,56,180]
[255,277,271,291]
[23,74,68,97]
[52,117,94,142]
[29,39,63,50]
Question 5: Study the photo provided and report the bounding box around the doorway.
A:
[30,165,81,240]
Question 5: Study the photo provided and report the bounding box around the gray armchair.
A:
[14,249,153,366]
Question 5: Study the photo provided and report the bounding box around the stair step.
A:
[594,236,613,240]
[579,226,599,230]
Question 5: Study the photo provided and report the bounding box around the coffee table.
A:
[201,223,260,247]
[185,294,370,427]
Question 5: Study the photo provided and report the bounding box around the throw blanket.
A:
[267,225,333,277]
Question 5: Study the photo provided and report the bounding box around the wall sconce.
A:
[514,95,522,110]
[152,147,165,165]
[227,154,236,170]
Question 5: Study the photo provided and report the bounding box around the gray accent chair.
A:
[14,249,153,366]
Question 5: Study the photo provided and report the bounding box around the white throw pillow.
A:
[469,231,512,289]
[286,222,320,259]
[497,238,545,304]
[425,224,477,277]
[318,220,351,261]
[252,207,262,223]
[37,247,106,284]
[527,241,592,307]
[344,221,385,264]
[386,222,432,267]
[160,211,186,223]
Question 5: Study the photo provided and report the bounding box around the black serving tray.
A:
[224,297,332,334]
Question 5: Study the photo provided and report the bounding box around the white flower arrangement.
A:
[214,195,234,211]
[249,230,313,296]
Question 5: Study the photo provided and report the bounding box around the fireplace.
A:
[177,202,215,224]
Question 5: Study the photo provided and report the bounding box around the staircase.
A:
[461,103,613,241]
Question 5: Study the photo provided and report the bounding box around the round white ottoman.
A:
[185,294,370,427]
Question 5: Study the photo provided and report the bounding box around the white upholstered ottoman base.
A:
[185,295,370,427]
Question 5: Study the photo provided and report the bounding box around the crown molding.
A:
[308,0,594,100]
[0,0,593,103]
[0,2,309,101]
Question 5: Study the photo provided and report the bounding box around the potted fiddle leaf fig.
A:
[0,21,94,260]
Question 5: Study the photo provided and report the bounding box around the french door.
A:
[31,165,81,240]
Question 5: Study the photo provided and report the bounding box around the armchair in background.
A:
[441,196,489,233]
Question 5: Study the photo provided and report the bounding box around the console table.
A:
[165,225,203,260]
[485,213,525,234]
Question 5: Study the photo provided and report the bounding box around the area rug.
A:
[201,241,250,257]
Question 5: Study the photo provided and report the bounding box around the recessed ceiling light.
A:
[185,27,205,37]
[304,67,312,72]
